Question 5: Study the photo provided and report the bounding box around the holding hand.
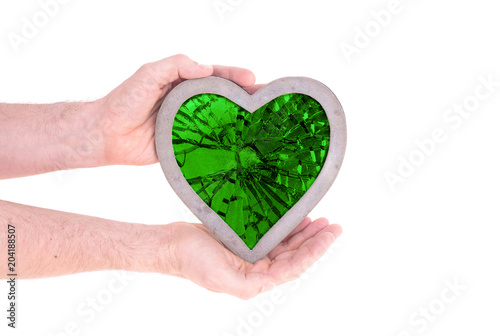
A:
[94,54,261,166]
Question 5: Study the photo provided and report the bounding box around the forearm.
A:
[0,101,105,179]
[0,200,175,279]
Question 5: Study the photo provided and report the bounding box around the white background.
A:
[1,0,499,335]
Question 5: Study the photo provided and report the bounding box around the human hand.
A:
[167,217,342,299]
[94,54,261,166]
[0,54,261,178]
[0,199,341,298]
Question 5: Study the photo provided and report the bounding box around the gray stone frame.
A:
[156,76,347,263]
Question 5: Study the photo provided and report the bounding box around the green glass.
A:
[172,93,330,249]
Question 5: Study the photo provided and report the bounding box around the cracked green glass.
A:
[172,93,330,249]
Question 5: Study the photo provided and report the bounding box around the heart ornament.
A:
[156,76,346,263]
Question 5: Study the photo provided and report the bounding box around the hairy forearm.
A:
[0,101,105,179]
[0,200,175,279]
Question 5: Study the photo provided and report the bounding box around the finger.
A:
[289,230,337,277]
[284,217,330,250]
[169,81,264,96]
[212,65,256,87]
[268,217,328,260]
[273,228,338,284]
[284,217,312,241]
[249,257,272,273]
[273,223,341,262]
[133,54,214,91]
[266,217,311,260]
[242,83,266,94]
[169,77,184,91]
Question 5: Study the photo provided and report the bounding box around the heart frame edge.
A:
[155,76,347,263]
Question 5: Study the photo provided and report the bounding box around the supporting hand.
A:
[169,217,342,299]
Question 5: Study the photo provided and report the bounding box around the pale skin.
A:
[0,54,342,299]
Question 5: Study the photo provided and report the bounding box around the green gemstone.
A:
[172,93,330,249]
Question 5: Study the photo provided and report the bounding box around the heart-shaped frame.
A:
[156,76,346,263]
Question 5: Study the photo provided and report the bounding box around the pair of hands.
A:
[90,54,342,299]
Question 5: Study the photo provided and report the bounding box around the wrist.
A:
[53,99,108,171]
[114,223,179,276]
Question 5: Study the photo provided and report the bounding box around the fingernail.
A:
[261,281,275,293]
[198,63,213,70]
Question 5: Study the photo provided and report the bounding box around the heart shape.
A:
[156,77,346,263]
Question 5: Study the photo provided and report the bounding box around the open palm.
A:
[170,217,342,299]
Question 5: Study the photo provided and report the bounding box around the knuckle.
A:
[139,62,153,72]
[138,63,156,78]
[171,54,191,63]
